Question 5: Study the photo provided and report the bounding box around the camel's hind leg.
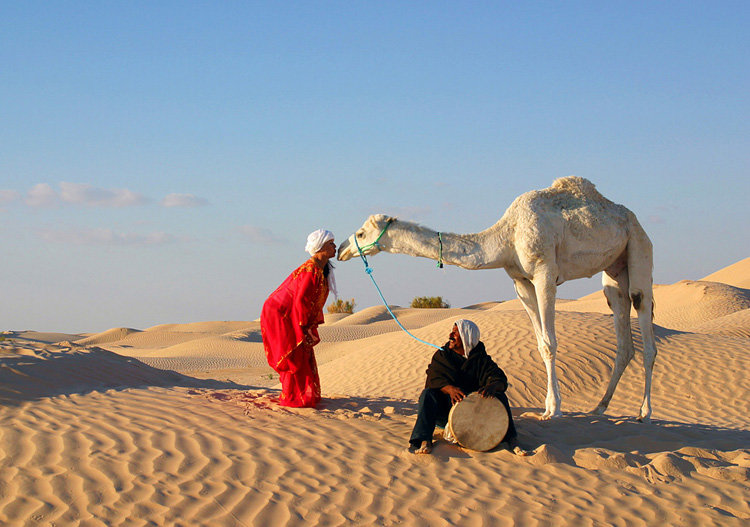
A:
[628,235,658,422]
[594,269,635,415]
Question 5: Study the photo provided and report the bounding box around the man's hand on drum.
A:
[441,385,465,404]
[479,381,504,398]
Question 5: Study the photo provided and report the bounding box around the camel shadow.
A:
[512,409,750,460]
[0,346,256,407]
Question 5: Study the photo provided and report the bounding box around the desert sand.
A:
[1,258,749,525]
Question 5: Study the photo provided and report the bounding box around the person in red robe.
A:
[260,229,337,407]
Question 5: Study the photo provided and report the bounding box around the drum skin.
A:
[447,392,509,451]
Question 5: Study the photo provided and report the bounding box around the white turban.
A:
[305,229,335,256]
[305,229,338,298]
[454,319,480,354]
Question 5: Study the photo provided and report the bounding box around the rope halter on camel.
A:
[354,219,442,350]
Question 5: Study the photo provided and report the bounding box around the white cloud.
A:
[0,190,20,205]
[59,182,147,207]
[25,183,59,208]
[161,193,209,208]
[239,225,285,245]
[23,182,148,208]
[38,227,176,246]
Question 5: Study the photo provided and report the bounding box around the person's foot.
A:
[503,437,530,456]
[411,440,432,454]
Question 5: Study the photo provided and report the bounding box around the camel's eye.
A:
[357,231,364,238]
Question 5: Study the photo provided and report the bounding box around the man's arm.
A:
[425,347,461,390]
[477,353,509,397]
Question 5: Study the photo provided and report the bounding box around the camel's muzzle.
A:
[337,237,355,261]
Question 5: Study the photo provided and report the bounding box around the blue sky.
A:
[2,1,748,333]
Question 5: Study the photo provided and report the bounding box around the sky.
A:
[1,1,748,333]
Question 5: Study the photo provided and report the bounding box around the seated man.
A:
[409,319,518,454]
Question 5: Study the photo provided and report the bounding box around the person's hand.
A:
[479,381,504,398]
[478,387,494,398]
[442,385,465,404]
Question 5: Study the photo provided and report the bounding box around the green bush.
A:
[410,296,450,308]
[327,298,356,314]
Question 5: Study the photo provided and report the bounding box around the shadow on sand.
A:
[0,345,256,407]
[510,408,750,461]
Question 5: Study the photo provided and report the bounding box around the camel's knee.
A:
[537,343,556,362]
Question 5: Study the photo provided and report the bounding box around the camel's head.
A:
[337,214,397,261]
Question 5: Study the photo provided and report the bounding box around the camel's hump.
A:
[505,176,619,217]
[550,176,604,201]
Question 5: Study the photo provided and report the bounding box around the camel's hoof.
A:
[637,415,651,423]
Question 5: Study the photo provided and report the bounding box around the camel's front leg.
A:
[514,276,562,419]
[594,270,634,415]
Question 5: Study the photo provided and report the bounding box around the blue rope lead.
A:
[355,231,442,350]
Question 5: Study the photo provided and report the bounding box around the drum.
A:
[447,392,509,451]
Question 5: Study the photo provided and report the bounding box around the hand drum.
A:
[447,392,509,451]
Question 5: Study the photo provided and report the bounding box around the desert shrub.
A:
[327,298,356,314]
[410,296,450,308]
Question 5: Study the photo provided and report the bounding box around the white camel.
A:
[338,176,657,421]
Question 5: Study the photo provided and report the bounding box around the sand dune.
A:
[74,327,141,346]
[1,257,748,525]
[553,277,750,332]
[701,257,750,289]
[692,308,750,338]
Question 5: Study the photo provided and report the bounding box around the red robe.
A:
[260,259,329,407]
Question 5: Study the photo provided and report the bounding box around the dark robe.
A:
[410,341,516,447]
[425,341,508,394]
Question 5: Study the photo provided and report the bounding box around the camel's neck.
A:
[385,220,511,270]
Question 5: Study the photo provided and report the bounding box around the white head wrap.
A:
[454,319,480,354]
[305,229,335,255]
[305,229,338,298]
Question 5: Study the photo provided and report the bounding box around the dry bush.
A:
[327,298,356,314]
[410,296,450,308]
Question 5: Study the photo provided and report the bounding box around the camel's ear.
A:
[368,214,395,226]
[366,214,382,227]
